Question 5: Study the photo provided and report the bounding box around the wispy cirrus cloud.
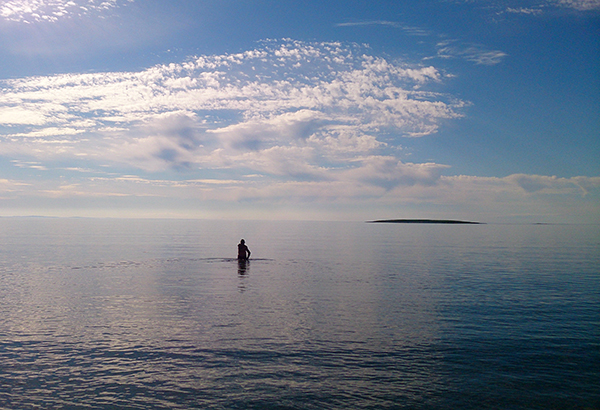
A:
[555,0,600,10]
[501,0,600,15]
[435,40,508,65]
[336,20,433,36]
[454,0,600,16]
[337,19,508,66]
[505,7,544,15]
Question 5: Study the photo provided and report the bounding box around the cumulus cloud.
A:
[0,0,133,23]
[0,40,465,187]
[2,39,595,220]
[0,106,49,125]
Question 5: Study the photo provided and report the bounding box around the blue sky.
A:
[0,0,598,222]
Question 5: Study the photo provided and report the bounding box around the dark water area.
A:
[0,219,598,409]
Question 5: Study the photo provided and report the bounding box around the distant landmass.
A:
[368,219,483,224]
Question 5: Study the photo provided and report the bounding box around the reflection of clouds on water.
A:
[1,219,597,408]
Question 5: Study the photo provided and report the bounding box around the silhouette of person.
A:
[237,239,251,260]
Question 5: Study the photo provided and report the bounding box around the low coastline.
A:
[368,219,483,224]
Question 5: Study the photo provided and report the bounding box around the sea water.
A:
[0,218,598,409]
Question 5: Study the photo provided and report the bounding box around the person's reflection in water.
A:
[238,258,249,275]
[237,259,249,292]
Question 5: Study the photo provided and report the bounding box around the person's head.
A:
[240,239,245,244]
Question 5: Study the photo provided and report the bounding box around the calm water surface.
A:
[0,219,598,409]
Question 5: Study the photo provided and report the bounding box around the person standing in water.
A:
[237,239,251,260]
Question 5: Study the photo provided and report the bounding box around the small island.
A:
[368,219,483,224]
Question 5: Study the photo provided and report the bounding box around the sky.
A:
[0,0,598,222]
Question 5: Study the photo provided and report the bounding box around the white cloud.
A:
[500,1,600,15]
[0,0,133,23]
[341,157,449,189]
[1,39,597,221]
[338,18,510,67]
[505,7,544,15]
[1,169,597,222]
[0,40,464,178]
[6,127,85,137]
[11,160,47,170]
[556,0,600,10]
[506,174,600,195]
[457,0,600,13]
[0,106,49,125]
[436,40,508,65]
[336,20,434,37]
